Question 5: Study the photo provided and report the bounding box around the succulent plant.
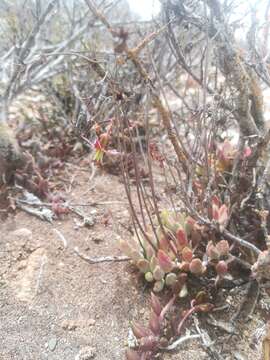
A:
[119,209,232,294]
[206,240,230,264]
[127,293,175,359]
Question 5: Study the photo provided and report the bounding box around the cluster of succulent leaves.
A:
[196,138,252,176]
[126,292,213,360]
[126,293,173,360]
[119,202,231,297]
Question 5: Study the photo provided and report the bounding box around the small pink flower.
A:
[243,146,252,159]
[94,139,102,150]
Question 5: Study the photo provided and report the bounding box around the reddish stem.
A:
[177,301,197,335]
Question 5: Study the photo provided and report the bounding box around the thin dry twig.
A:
[53,228,68,249]
[161,334,201,351]
[74,246,130,264]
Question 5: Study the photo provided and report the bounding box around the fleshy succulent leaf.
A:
[149,311,161,335]
[151,292,162,316]
[126,349,142,360]
[136,259,150,273]
[145,272,154,282]
[132,322,152,339]
[153,265,165,281]
[157,250,174,273]
[206,242,219,260]
[138,336,159,351]
[189,258,206,275]
[153,279,165,292]
[215,260,228,276]
[165,272,178,286]
[149,256,158,272]
[176,227,188,249]
[181,247,193,262]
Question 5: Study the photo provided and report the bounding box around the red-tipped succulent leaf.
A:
[157,250,174,273]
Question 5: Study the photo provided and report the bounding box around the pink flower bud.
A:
[94,139,102,150]
[182,247,193,262]
[212,204,219,221]
[215,260,228,276]
[157,250,174,273]
[189,258,206,275]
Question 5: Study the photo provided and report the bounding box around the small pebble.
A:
[48,337,57,351]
